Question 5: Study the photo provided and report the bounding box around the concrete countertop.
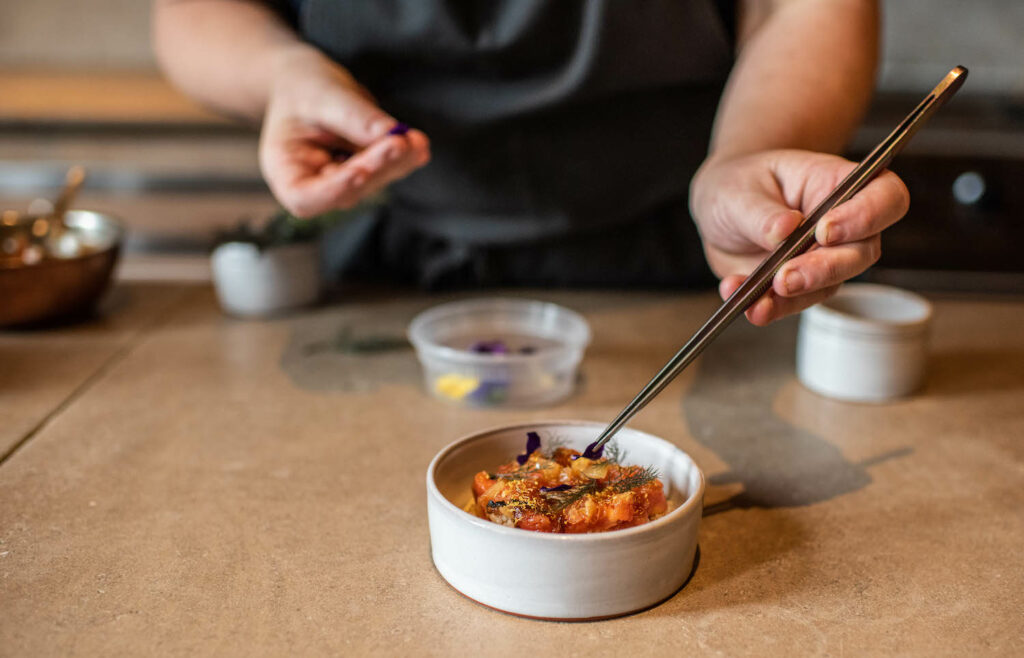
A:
[1,284,1021,656]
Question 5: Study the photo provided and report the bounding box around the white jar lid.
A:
[802,283,932,338]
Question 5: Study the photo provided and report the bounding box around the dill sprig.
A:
[487,471,527,480]
[541,480,601,512]
[542,434,568,457]
[603,441,626,466]
[610,466,660,494]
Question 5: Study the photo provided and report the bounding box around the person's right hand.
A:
[259,46,431,217]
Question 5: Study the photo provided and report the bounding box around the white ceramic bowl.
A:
[211,241,320,317]
[426,421,705,620]
[797,283,933,402]
[408,299,591,407]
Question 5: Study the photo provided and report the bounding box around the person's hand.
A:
[259,46,431,217]
[689,150,910,325]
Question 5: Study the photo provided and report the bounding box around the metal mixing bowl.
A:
[0,210,123,327]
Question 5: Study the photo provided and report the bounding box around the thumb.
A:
[313,84,399,148]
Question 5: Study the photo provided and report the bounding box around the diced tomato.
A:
[472,471,496,498]
[517,513,554,532]
[606,492,635,524]
[642,482,668,516]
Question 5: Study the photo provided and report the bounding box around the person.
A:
[153,0,909,325]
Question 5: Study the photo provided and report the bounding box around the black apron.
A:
[284,0,735,288]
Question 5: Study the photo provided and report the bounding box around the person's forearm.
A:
[152,0,311,121]
[708,0,879,161]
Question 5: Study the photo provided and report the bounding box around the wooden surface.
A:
[0,71,222,124]
[1,284,1022,656]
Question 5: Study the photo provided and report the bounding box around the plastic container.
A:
[408,299,591,407]
[797,283,933,402]
[427,421,704,620]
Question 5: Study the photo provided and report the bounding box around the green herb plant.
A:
[213,205,364,252]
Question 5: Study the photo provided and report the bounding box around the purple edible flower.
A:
[581,441,604,460]
[516,431,542,465]
[387,122,411,136]
[540,484,571,493]
[469,340,509,354]
[469,379,508,404]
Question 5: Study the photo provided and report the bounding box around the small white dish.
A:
[211,241,320,317]
[426,421,704,620]
[797,283,933,402]
[408,299,591,407]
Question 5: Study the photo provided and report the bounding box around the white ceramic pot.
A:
[426,421,705,620]
[211,241,320,317]
[797,283,933,402]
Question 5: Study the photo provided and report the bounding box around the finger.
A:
[745,285,842,326]
[718,274,745,300]
[705,193,804,255]
[816,170,910,246]
[334,128,431,188]
[315,87,400,147]
[264,135,427,217]
[773,235,882,297]
[358,135,432,198]
[403,129,432,166]
[275,165,370,217]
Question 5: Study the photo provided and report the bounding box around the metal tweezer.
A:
[585,65,968,456]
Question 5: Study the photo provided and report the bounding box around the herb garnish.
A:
[603,441,626,466]
[610,466,660,494]
[541,480,601,512]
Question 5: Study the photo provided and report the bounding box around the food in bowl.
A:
[427,422,705,619]
[465,431,669,533]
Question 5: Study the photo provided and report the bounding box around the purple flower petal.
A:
[469,380,507,404]
[387,122,411,136]
[516,431,542,465]
[540,484,571,493]
[581,441,604,460]
[469,340,509,354]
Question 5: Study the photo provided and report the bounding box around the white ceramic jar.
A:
[797,283,933,402]
[211,241,320,317]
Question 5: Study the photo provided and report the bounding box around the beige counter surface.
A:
[2,285,1022,656]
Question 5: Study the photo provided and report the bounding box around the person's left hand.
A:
[689,149,910,325]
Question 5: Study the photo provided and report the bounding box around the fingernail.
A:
[783,269,805,294]
[387,122,410,136]
[385,147,401,161]
[824,222,844,245]
[369,118,392,138]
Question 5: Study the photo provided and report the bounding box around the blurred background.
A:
[1,1,1022,289]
